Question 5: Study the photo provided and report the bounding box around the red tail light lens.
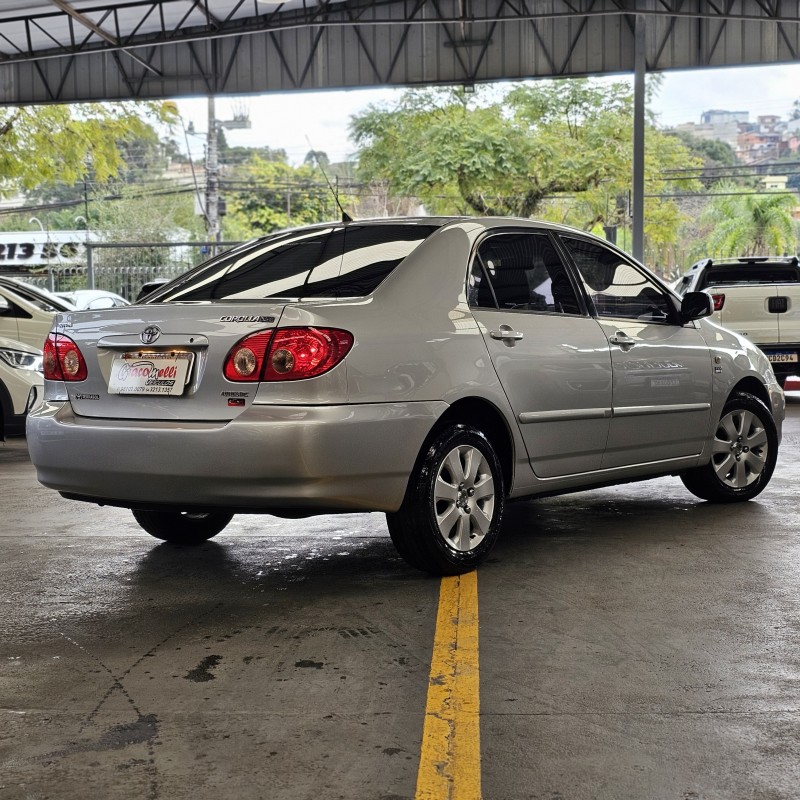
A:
[223,330,274,381]
[223,327,353,383]
[711,293,725,311]
[43,332,88,381]
[264,328,353,382]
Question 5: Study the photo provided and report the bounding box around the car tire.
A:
[386,424,505,575]
[680,390,778,503]
[132,510,234,544]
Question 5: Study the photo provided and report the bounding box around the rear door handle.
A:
[490,324,524,345]
[609,331,636,350]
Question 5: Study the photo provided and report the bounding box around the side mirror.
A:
[680,291,713,322]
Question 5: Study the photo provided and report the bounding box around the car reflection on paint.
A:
[27,217,784,575]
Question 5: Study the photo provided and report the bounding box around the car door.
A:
[558,235,713,470]
[469,230,613,478]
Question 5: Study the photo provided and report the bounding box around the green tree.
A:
[350,80,701,247]
[0,102,176,197]
[701,182,798,255]
[223,155,336,237]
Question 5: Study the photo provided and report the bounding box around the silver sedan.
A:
[27,218,784,574]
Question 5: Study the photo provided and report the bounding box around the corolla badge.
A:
[141,325,162,345]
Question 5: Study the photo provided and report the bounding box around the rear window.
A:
[151,223,441,302]
[699,265,800,289]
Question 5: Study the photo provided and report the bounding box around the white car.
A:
[0,334,43,438]
[0,277,74,350]
[55,289,130,310]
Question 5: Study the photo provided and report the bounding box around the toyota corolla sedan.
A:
[27,218,784,574]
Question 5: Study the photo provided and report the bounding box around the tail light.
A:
[223,327,353,383]
[223,330,274,382]
[711,293,725,311]
[43,332,88,381]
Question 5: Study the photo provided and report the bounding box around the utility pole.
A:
[206,96,220,253]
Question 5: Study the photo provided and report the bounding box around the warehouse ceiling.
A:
[1,1,799,105]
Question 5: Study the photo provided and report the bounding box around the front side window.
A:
[149,223,441,302]
[469,232,582,315]
[560,236,672,322]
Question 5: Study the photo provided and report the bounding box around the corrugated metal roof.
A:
[0,1,799,104]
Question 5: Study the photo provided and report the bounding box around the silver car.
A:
[27,218,785,574]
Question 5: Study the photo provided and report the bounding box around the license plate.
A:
[108,351,194,396]
[767,352,798,363]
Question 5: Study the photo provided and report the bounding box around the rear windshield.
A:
[149,223,441,302]
[699,265,800,289]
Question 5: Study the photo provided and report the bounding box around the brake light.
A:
[711,293,725,311]
[223,330,274,381]
[43,332,88,381]
[264,327,354,382]
[223,327,353,383]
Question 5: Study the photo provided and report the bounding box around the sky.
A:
[173,62,800,166]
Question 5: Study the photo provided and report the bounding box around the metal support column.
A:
[632,14,646,262]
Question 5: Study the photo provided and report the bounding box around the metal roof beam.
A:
[47,0,162,75]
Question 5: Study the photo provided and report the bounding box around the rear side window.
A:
[469,232,582,315]
[154,223,441,302]
[699,266,800,289]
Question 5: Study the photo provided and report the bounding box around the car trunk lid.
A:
[54,304,286,421]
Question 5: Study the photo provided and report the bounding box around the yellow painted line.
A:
[415,571,481,800]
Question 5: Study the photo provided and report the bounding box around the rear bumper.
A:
[26,400,447,513]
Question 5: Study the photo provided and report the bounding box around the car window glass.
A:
[561,236,672,322]
[156,224,441,302]
[699,265,800,289]
[469,232,582,315]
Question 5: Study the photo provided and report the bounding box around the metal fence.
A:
[25,241,241,301]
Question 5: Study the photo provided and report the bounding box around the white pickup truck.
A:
[674,256,800,387]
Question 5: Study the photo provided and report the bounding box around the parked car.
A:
[26,218,784,574]
[0,277,75,350]
[0,334,43,438]
[55,289,130,310]
[673,256,800,387]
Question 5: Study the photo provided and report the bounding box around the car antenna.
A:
[305,136,353,224]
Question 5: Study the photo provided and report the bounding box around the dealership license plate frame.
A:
[108,351,195,396]
[766,352,798,364]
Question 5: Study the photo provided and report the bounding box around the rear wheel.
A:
[680,391,777,503]
[132,510,233,545]
[386,424,505,575]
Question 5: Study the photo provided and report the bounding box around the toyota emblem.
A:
[141,325,162,345]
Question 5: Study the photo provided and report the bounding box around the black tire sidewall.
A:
[413,424,505,572]
[683,391,778,502]
[132,510,233,544]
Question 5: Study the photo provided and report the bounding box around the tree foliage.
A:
[222,155,334,238]
[701,182,798,255]
[350,79,701,243]
[0,102,177,197]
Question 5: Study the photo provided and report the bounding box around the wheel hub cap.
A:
[434,445,495,552]
[712,409,768,489]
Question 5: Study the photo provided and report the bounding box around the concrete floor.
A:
[2,398,800,800]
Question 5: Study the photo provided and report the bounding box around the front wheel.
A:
[132,510,234,545]
[680,391,778,503]
[386,424,505,575]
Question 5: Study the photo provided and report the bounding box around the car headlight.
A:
[0,347,44,372]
